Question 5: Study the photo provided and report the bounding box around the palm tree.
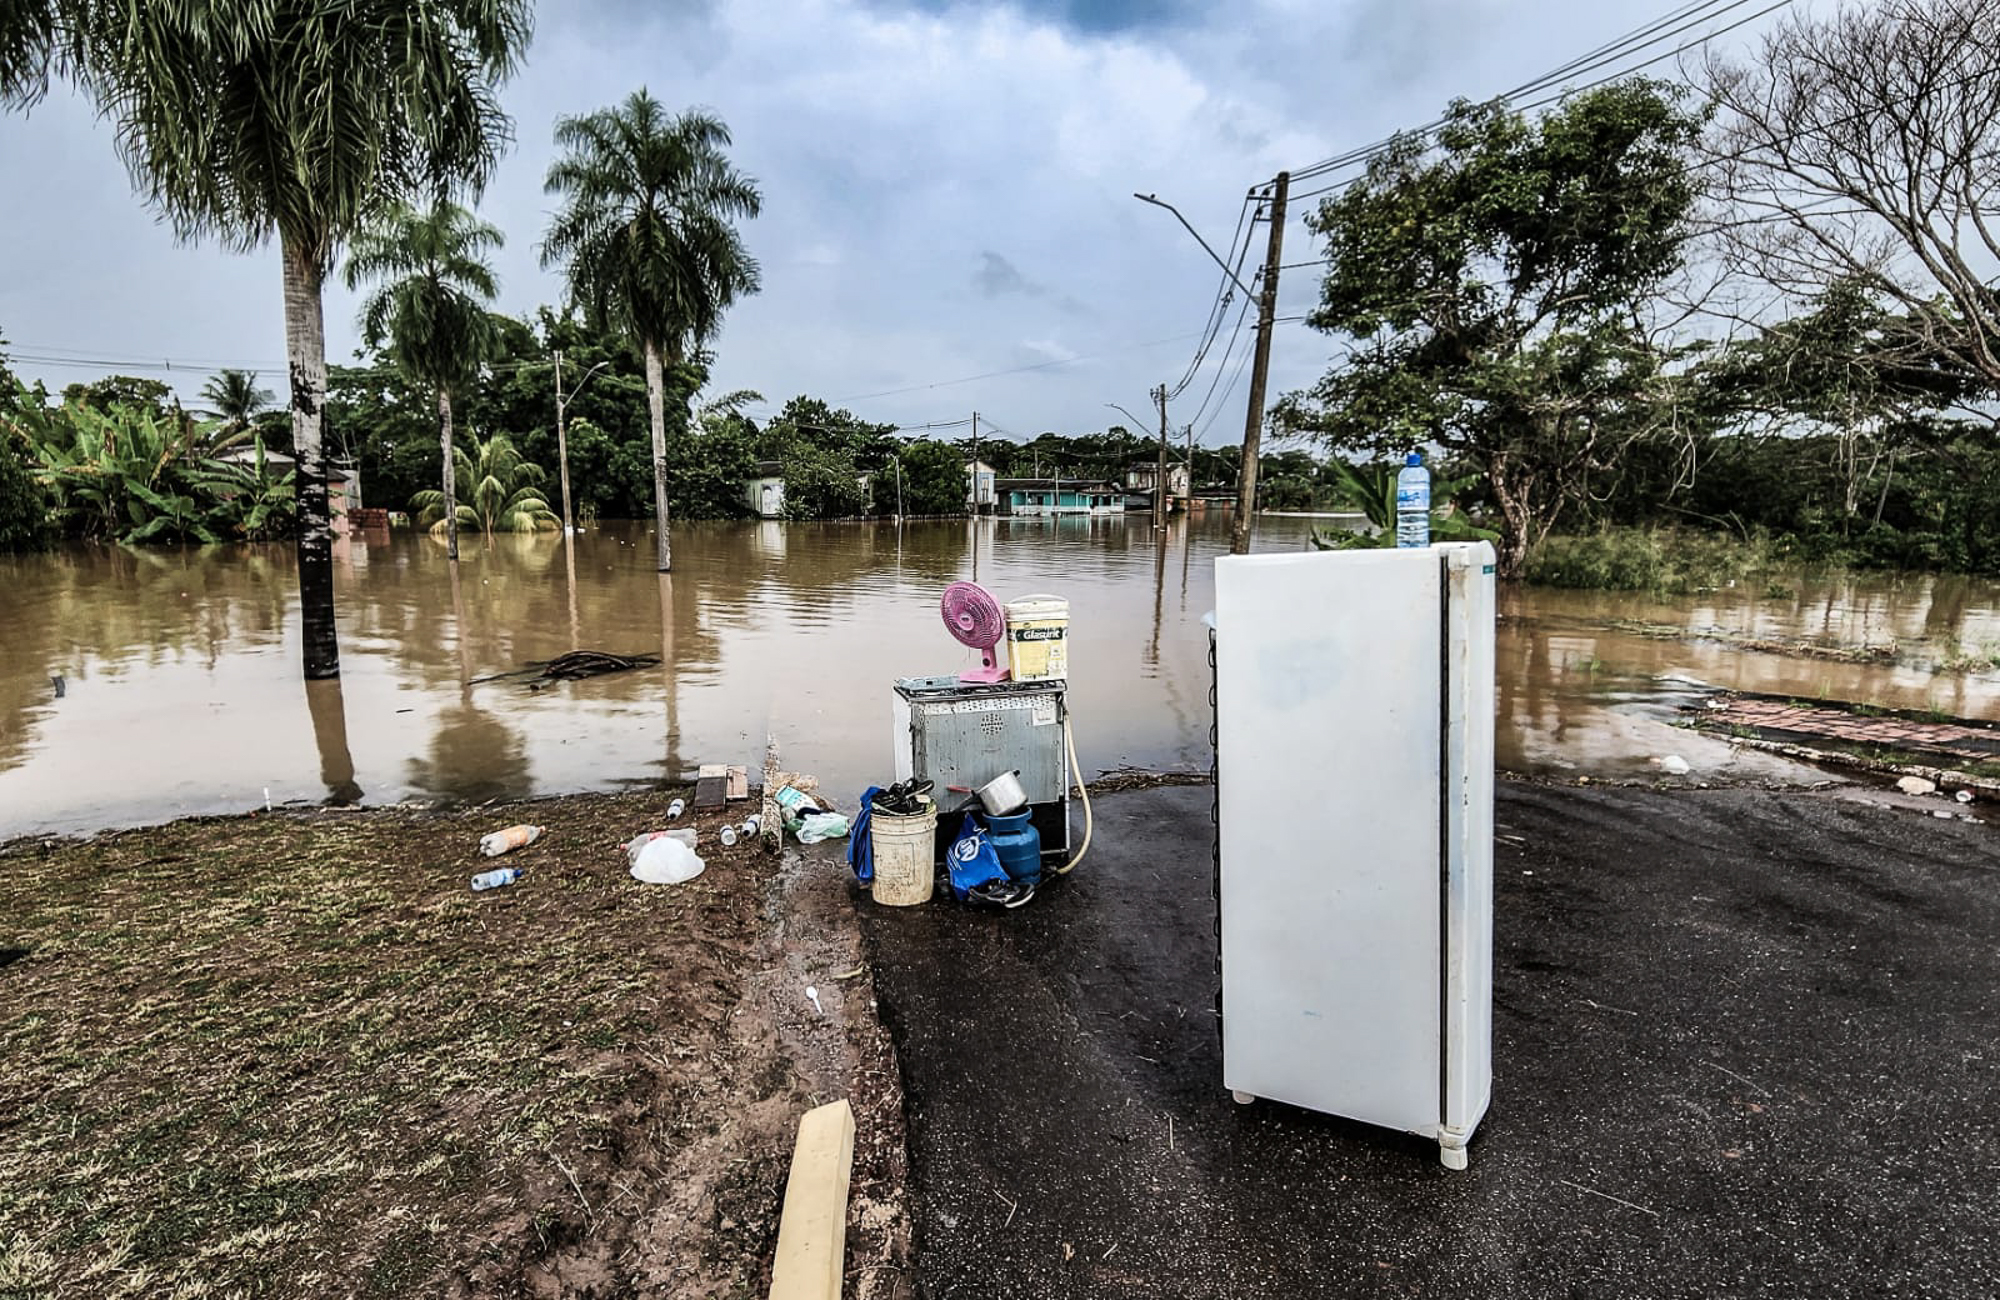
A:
[5,3,530,679]
[410,432,560,536]
[344,200,504,562]
[541,92,762,572]
[199,368,273,433]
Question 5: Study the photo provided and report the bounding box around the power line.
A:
[1165,193,1259,402]
[1289,0,1763,182]
[1284,0,1796,203]
[828,328,1213,404]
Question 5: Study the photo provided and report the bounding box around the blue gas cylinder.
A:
[984,809,1042,882]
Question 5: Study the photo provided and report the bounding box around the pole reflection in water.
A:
[304,676,362,804]
[564,532,581,653]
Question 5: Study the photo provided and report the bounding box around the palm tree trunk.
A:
[644,337,672,572]
[283,238,340,680]
[439,387,460,561]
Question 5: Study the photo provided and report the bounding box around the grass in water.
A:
[1525,526,1787,595]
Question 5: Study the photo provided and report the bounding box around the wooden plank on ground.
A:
[769,1099,856,1300]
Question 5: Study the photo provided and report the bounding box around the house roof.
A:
[994,477,1120,492]
[752,459,785,476]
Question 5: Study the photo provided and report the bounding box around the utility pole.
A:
[969,410,982,514]
[1154,383,1170,527]
[553,350,574,535]
[1233,170,1289,555]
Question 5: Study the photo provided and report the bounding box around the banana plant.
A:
[3,381,295,543]
[1310,458,1497,551]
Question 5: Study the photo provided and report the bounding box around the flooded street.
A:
[3,515,1997,837]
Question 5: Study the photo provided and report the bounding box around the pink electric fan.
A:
[941,581,1010,683]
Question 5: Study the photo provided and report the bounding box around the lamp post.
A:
[553,351,612,535]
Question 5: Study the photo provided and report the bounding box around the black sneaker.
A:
[966,877,1037,908]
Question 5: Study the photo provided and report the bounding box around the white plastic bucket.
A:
[870,799,938,906]
[1005,595,1069,680]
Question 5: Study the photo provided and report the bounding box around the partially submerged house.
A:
[1125,459,1190,512]
[744,460,786,518]
[994,477,1126,516]
[965,459,998,513]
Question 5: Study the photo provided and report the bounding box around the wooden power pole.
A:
[1154,383,1170,527]
[1232,170,1289,555]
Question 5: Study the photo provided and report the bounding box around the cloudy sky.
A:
[0,0,1796,445]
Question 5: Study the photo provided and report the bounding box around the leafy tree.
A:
[61,374,174,417]
[1705,0,2000,395]
[879,439,967,516]
[15,2,531,678]
[542,92,762,571]
[1280,82,1706,576]
[343,199,506,561]
[410,432,558,536]
[199,368,273,433]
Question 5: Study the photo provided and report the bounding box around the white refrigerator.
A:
[1212,542,1495,1169]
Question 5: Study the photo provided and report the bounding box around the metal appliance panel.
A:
[1215,547,1445,1136]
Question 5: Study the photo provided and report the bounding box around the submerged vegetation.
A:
[410,432,559,536]
[1,381,295,545]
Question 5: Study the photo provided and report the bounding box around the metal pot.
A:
[974,769,1029,816]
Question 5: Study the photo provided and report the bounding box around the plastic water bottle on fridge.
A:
[1395,452,1431,548]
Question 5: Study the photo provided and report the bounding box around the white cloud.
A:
[0,0,1790,443]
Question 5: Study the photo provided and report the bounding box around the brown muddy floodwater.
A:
[3,515,1998,837]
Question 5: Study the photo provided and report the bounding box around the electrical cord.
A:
[1052,709,1093,875]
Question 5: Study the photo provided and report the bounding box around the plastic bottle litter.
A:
[666,797,686,820]
[479,824,544,857]
[630,836,705,885]
[719,824,739,847]
[471,867,521,892]
[1395,451,1431,548]
[797,811,851,844]
[626,828,697,863]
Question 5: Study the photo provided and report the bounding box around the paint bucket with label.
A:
[1004,595,1069,681]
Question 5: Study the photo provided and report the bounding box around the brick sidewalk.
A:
[1706,696,2000,763]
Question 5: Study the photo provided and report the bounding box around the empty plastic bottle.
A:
[471,868,521,892]
[1395,451,1431,548]
[478,824,543,857]
[666,798,686,820]
[719,824,739,847]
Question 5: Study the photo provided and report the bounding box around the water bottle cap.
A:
[1405,451,1423,467]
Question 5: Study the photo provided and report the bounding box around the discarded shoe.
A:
[965,877,1036,909]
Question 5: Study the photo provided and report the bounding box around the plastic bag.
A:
[797,812,850,844]
[630,835,706,885]
[945,813,1007,901]
[625,828,696,863]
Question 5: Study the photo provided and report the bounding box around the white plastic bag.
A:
[796,812,850,843]
[630,835,706,885]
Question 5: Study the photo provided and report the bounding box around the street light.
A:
[553,351,612,535]
[1133,193,1255,299]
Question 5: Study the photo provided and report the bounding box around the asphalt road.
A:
[856,781,1999,1299]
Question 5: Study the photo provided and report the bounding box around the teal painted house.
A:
[994,478,1126,516]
